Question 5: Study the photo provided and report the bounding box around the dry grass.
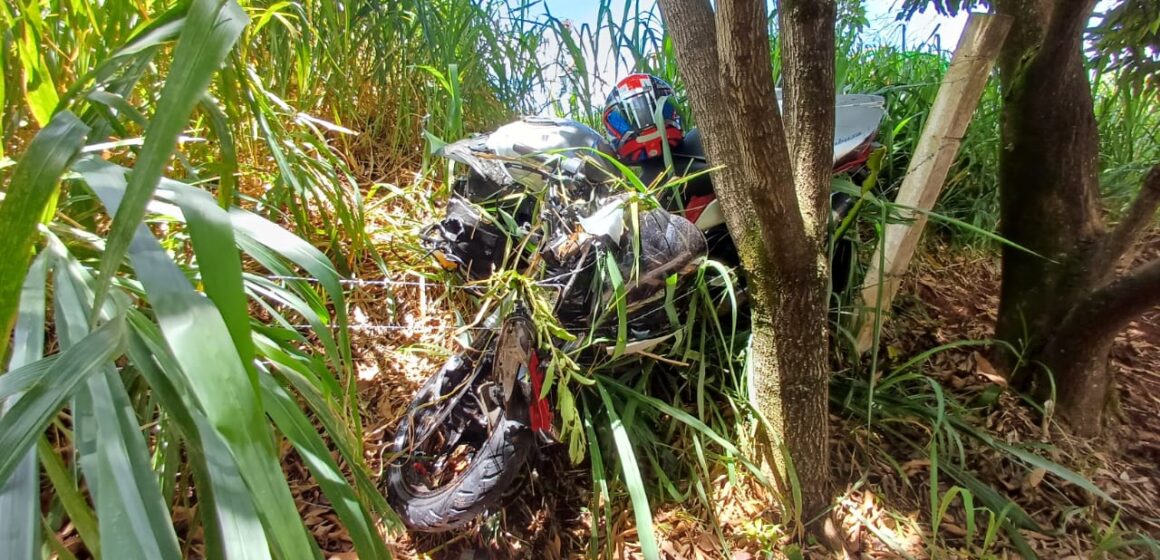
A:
[308,214,1160,558]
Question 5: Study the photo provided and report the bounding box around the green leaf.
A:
[170,170,257,374]
[47,255,182,559]
[199,94,238,207]
[604,252,628,358]
[88,368,183,559]
[583,412,612,559]
[0,316,126,486]
[125,312,272,560]
[0,251,51,559]
[595,383,659,560]
[597,375,740,454]
[79,160,319,559]
[947,415,1117,504]
[0,111,89,359]
[91,0,248,323]
[902,204,1052,261]
[258,373,390,560]
[38,437,101,556]
[256,336,391,522]
[15,18,60,126]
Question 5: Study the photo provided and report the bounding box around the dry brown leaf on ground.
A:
[972,351,1007,387]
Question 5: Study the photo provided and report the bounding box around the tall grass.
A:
[1,1,393,557]
[841,38,1160,244]
[4,0,1156,557]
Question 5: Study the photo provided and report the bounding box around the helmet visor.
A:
[618,88,661,130]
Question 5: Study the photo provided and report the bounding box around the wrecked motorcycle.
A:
[388,96,885,532]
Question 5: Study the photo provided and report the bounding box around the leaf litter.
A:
[263,175,1159,559]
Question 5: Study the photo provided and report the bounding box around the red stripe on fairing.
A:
[684,193,716,224]
[528,352,552,433]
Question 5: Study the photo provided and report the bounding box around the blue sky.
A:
[532,0,970,113]
[542,0,969,50]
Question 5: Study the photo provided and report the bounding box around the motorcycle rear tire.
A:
[386,357,535,532]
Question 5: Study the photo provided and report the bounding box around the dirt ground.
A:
[310,231,1160,559]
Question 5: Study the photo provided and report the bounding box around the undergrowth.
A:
[2,0,1157,558]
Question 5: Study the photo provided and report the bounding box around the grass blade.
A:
[125,312,272,560]
[595,382,658,560]
[37,435,101,555]
[0,111,88,359]
[170,167,257,374]
[80,158,319,558]
[603,252,628,357]
[91,0,248,321]
[258,373,390,560]
[0,251,51,559]
[88,368,182,559]
[0,316,126,486]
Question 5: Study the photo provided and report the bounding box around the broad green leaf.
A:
[50,238,105,510]
[0,251,50,559]
[79,159,318,559]
[595,383,658,560]
[126,312,272,560]
[0,316,126,485]
[0,111,89,359]
[170,169,256,374]
[0,28,4,158]
[947,415,1117,504]
[598,375,740,454]
[92,0,248,323]
[48,253,182,559]
[940,461,1043,534]
[158,178,352,382]
[89,368,182,559]
[584,412,613,560]
[0,355,57,403]
[902,204,1052,261]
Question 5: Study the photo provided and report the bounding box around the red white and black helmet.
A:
[602,73,683,163]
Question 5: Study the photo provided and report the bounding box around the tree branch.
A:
[716,0,811,268]
[1063,256,1160,345]
[781,0,836,242]
[1096,163,1160,278]
[656,0,752,242]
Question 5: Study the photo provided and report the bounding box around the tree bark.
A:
[657,0,836,539]
[994,0,1104,370]
[1037,259,1160,434]
[994,0,1160,434]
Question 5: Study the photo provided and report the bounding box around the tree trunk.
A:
[993,0,1103,367]
[1037,258,1160,434]
[656,0,836,540]
[994,0,1160,434]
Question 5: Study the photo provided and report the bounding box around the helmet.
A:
[602,74,683,163]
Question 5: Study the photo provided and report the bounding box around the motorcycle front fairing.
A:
[431,116,709,347]
[640,94,888,231]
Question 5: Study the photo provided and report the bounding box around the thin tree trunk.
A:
[993,0,1160,435]
[1039,259,1160,433]
[656,0,837,540]
[993,0,1104,373]
[772,0,836,536]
